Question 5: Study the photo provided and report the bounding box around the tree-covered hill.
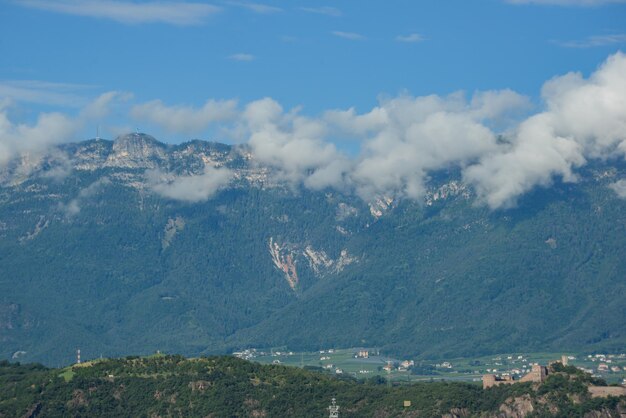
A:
[1,356,624,417]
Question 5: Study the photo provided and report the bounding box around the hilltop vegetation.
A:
[1,356,624,417]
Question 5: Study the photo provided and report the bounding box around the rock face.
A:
[268,238,358,292]
[105,133,168,169]
[269,238,299,291]
[162,217,185,250]
[303,246,357,277]
[496,395,534,418]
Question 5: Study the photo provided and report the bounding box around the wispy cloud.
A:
[552,34,626,48]
[0,80,95,107]
[131,98,237,134]
[227,1,282,14]
[60,177,111,217]
[17,0,221,25]
[331,31,365,41]
[506,0,626,5]
[300,6,342,17]
[396,33,425,43]
[228,53,255,61]
[609,179,626,199]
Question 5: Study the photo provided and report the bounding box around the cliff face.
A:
[104,133,168,169]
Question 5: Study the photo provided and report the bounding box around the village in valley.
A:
[233,348,626,387]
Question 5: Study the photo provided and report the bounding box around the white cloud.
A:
[241,98,351,190]
[553,34,626,48]
[61,177,111,216]
[609,179,626,198]
[146,166,232,202]
[395,33,425,43]
[17,0,220,25]
[300,6,341,17]
[82,91,133,119]
[331,31,365,41]
[0,91,128,168]
[131,99,237,135]
[228,53,255,61]
[348,92,519,200]
[0,110,79,167]
[464,51,626,208]
[463,114,585,208]
[227,1,282,14]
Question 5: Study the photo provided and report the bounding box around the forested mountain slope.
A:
[0,134,624,365]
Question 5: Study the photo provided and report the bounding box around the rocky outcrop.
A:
[269,239,358,290]
[104,133,168,169]
[496,395,534,418]
[442,408,470,418]
[162,216,185,250]
[424,180,471,206]
[18,216,48,242]
[368,196,394,218]
[269,238,299,291]
[303,246,357,276]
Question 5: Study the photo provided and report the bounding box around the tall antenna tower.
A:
[76,348,81,364]
[96,125,100,141]
[328,398,339,418]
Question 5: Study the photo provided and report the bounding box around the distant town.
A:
[233,348,626,386]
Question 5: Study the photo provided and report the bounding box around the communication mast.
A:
[328,398,339,418]
[76,348,81,364]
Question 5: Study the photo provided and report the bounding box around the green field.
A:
[245,348,626,384]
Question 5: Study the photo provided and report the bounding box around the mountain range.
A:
[0,133,625,366]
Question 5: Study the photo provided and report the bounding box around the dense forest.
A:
[1,355,624,417]
[1,135,625,365]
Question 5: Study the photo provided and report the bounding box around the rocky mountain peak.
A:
[106,132,168,169]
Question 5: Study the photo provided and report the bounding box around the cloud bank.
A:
[465,52,626,207]
[3,53,626,208]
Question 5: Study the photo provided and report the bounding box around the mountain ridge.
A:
[0,134,625,365]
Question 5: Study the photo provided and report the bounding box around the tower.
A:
[76,348,81,364]
[328,398,339,418]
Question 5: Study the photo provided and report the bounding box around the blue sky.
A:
[2,0,625,133]
[1,1,626,208]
